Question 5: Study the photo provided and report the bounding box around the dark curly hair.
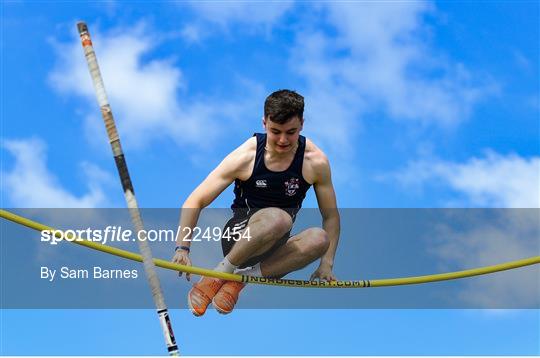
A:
[264,89,304,124]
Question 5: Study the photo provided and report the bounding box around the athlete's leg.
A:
[226,207,293,267]
[210,208,293,315]
[212,226,329,315]
[260,227,330,278]
[190,207,293,316]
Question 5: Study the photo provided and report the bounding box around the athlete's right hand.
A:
[172,250,192,281]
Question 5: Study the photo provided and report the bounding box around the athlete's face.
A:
[263,116,303,154]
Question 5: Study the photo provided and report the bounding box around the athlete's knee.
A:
[294,228,329,258]
[252,207,293,238]
[305,228,329,256]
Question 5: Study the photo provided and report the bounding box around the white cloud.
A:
[179,24,204,44]
[291,2,495,164]
[395,151,540,208]
[176,2,293,44]
[2,138,111,208]
[184,2,293,28]
[429,210,539,307]
[513,50,532,71]
[390,150,539,306]
[49,24,250,150]
[335,2,492,124]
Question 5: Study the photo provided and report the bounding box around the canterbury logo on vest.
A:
[284,177,300,196]
[255,180,267,188]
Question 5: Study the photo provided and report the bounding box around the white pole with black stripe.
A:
[76,22,179,356]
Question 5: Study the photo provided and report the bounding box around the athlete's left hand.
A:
[310,264,337,282]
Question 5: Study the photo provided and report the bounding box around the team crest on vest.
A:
[284,177,300,196]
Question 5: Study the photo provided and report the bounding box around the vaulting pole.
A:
[76,22,179,355]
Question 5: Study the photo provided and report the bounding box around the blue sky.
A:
[1,1,539,355]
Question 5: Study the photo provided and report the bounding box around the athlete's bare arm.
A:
[304,140,340,281]
[172,137,256,280]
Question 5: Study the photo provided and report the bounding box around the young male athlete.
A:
[172,89,340,316]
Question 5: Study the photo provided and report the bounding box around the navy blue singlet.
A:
[231,133,311,219]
